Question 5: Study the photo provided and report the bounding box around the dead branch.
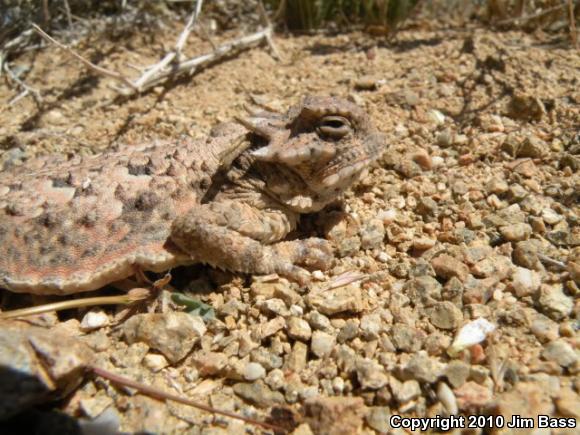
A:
[123,27,272,94]
[133,0,204,90]
[258,0,283,60]
[32,13,273,97]
[32,23,137,91]
[496,3,569,26]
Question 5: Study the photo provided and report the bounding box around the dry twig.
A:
[31,9,274,96]
[133,0,204,90]
[3,62,42,105]
[91,366,287,432]
[496,3,569,26]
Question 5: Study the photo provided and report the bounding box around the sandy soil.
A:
[0,16,578,434]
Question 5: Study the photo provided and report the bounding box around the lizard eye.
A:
[317,116,352,140]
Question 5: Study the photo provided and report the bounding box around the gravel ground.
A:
[0,16,578,434]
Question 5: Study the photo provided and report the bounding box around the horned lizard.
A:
[0,96,384,295]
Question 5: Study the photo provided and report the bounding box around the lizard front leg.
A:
[170,200,333,284]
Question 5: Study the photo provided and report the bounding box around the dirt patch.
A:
[0,16,578,434]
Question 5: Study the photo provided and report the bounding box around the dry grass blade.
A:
[91,366,287,432]
[322,271,368,291]
[31,23,137,91]
[0,288,150,320]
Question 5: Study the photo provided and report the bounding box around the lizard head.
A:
[237,96,385,212]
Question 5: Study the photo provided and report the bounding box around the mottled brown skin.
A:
[0,96,384,295]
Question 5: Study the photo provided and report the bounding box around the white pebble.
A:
[332,377,345,394]
[448,318,495,356]
[542,208,562,225]
[432,156,445,167]
[428,109,446,125]
[80,310,109,331]
[143,354,168,372]
[290,305,304,316]
[437,382,458,415]
[243,362,265,381]
[377,251,391,263]
[311,270,325,281]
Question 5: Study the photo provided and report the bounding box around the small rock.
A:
[291,423,315,435]
[555,389,580,418]
[80,310,110,331]
[454,381,493,410]
[492,381,553,418]
[265,368,285,390]
[416,197,438,217]
[250,347,283,370]
[390,324,423,352]
[274,285,302,306]
[286,317,312,342]
[471,255,512,279]
[404,275,442,306]
[508,93,546,121]
[311,331,336,358]
[485,177,509,194]
[243,362,266,381]
[436,129,454,147]
[365,406,391,433]
[427,301,463,330]
[122,312,206,363]
[516,136,546,158]
[360,314,382,340]
[541,208,563,225]
[325,216,361,257]
[0,323,92,419]
[337,319,359,343]
[404,352,444,383]
[536,284,573,320]
[44,110,67,126]
[511,267,541,297]
[499,223,532,241]
[431,254,470,282]
[259,298,289,316]
[307,284,363,315]
[360,219,385,249]
[233,381,284,408]
[192,351,228,376]
[354,75,383,90]
[143,354,169,372]
[413,237,436,250]
[541,340,578,368]
[424,332,452,356]
[529,312,559,343]
[285,342,308,372]
[513,240,544,270]
[307,311,332,331]
[355,358,389,389]
[444,360,471,388]
[390,378,421,404]
[258,317,286,340]
[304,396,366,435]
